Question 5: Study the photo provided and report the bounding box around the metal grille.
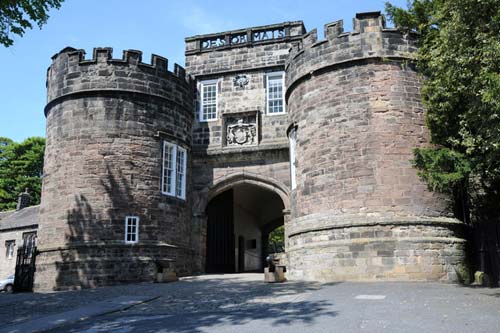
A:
[14,246,37,292]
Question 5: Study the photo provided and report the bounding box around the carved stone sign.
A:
[201,28,285,50]
[223,112,258,147]
[253,29,285,42]
[201,37,226,49]
[233,74,249,88]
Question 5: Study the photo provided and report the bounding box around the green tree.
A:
[385,0,500,223]
[268,225,284,253]
[0,0,64,47]
[0,137,45,211]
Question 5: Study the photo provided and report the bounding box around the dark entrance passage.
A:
[205,183,285,274]
[238,236,245,272]
[206,189,235,273]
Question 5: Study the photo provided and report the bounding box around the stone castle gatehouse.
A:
[35,12,466,291]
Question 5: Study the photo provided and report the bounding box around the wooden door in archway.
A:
[206,189,235,273]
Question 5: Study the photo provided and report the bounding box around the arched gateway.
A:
[196,173,290,274]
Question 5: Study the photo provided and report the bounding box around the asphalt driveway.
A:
[1,274,499,333]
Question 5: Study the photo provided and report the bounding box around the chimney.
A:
[16,188,31,210]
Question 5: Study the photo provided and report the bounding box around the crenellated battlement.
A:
[46,47,194,115]
[51,47,189,81]
[286,11,417,97]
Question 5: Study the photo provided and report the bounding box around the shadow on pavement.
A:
[61,275,339,333]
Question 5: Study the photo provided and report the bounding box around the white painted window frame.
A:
[289,127,297,190]
[266,71,285,115]
[5,240,15,259]
[176,146,187,200]
[198,79,219,122]
[125,216,139,244]
[161,140,187,200]
[162,141,177,196]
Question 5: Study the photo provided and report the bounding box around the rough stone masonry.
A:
[35,11,466,291]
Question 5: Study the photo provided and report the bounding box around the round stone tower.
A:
[36,47,194,291]
[285,12,466,282]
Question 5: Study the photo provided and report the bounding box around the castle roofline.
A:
[185,21,306,55]
[184,21,305,41]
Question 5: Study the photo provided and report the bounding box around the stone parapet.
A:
[46,47,193,115]
[185,22,305,77]
[185,21,305,55]
[285,11,417,99]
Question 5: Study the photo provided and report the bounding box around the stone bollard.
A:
[156,271,178,283]
[264,266,286,283]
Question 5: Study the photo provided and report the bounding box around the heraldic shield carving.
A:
[224,112,258,147]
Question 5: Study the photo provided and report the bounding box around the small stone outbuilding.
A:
[0,192,38,279]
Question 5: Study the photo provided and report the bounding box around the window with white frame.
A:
[125,216,139,243]
[162,141,187,199]
[199,79,218,121]
[162,142,176,196]
[289,127,297,190]
[176,147,187,199]
[266,72,285,114]
[5,240,15,259]
[22,232,36,250]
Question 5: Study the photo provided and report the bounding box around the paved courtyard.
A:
[1,274,499,333]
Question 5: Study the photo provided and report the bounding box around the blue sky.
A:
[0,0,407,142]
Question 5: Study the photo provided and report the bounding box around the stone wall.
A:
[0,227,37,278]
[185,22,304,76]
[285,12,466,282]
[185,22,302,272]
[190,149,291,272]
[186,21,304,151]
[37,48,194,291]
[35,12,469,288]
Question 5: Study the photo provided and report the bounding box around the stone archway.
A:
[194,172,290,274]
[205,172,290,212]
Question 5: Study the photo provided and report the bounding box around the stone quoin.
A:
[35,11,466,291]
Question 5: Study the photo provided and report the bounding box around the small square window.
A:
[125,216,139,244]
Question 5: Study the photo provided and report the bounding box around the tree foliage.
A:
[0,137,45,211]
[268,225,284,253]
[0,0,64,47]
[385,0,500,223]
